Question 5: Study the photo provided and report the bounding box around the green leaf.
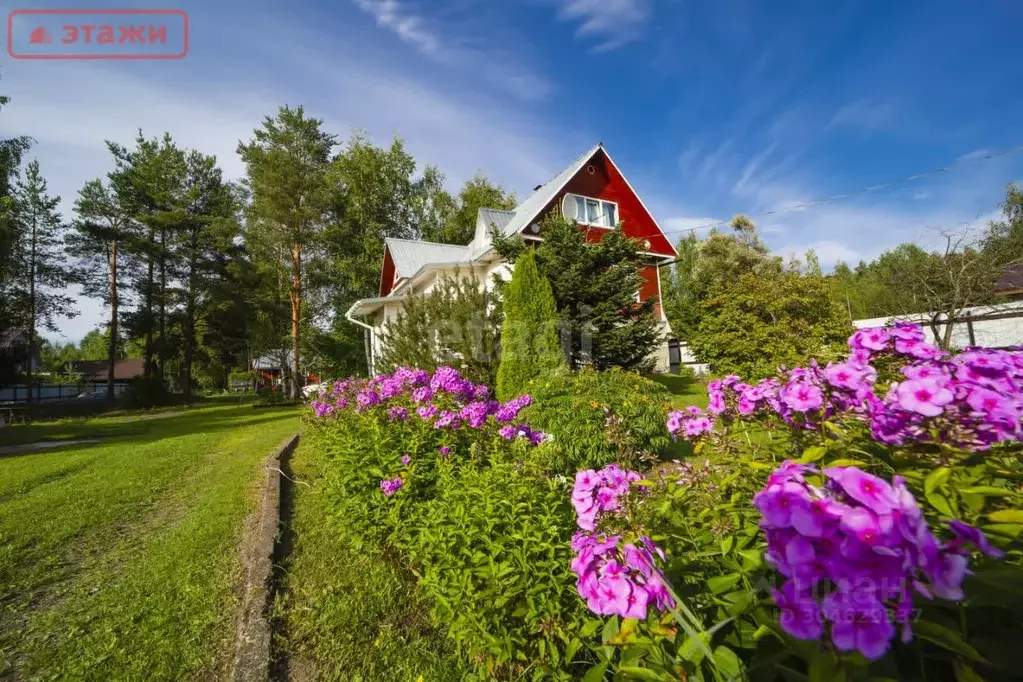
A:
[800,446,827,463]
[608,618,641,645]
[822,458,867,468]
[926,492,954,517]
[988,509,1023,523]
[581,619,603,637]
[713,646,742,678]
[565,638,583,662]
[954,660,985,682]
[582,661,609,682]
[602,616,620,644]
[914,620,986,662]
[707,573,742,594]
[925,467,951,496]
[720,536,735,554]
[959,486,1014,496]
[617,667,672,681]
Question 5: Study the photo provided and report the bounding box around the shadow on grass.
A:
[0,400,304,458]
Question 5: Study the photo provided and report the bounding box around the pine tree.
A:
[13,160,77,402]
[67,179,131,400]
[239,106,335,399]
[493,213,661,371]
[496,251,563,400]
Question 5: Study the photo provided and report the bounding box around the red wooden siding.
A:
[534,148,675,257]
[379,247,397,296]
[639,265,662,319]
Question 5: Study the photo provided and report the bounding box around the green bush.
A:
[119,375,170,408]
[521,367,675,472]
[408,461,585,679]
[305,368,593,678]
[496,250,564,400]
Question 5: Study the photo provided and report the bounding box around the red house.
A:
[346,143,678,372]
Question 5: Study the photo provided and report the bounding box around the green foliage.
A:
[379,271,502,387]
[494,213,661,371]
[688,271,851,379]
[521,367,675,472]
[119,375,170,408]
[496,250,564,400]
[422,171,516,246]
[408,461,585,678]
[274,441,466,681]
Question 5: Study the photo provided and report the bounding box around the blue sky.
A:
[2,0,1023,342]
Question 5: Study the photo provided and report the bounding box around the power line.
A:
[644,142,1023,241]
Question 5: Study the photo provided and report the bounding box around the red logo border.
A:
[7,8,189,60]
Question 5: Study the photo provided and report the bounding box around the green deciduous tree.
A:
[12,160,77,401]
[496,251,564,400]
[423,172,516,245]
[378,270,501,386]
[687,270,851,379]
[494,213,660,371]
[239,105,336,399]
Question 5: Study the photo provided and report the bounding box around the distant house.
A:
[67,359,145,382]
[250,352,318,387]
[346,143,678,374]
[0,326,41,373]
[995,264,1023,298]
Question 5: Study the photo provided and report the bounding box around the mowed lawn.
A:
[0,399,301,681]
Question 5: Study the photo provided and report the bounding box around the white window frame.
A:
[561,193,619,229]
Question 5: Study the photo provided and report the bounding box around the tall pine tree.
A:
[13,160,77,402]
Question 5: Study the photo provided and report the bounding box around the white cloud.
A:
[825,98,895,135]
[349,0,553,101]
[353,0,442,56]
[554,0,653,50]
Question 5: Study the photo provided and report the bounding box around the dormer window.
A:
[562,193,618,228]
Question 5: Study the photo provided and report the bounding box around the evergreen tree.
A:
[496,250,563,400]
[378,270,501,386]
[239,105,336,399]
[0,92,32,384]
[494,213,660,371]
[12,161,77,402]
[67,179,132,400]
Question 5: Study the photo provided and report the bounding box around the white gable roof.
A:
[385,237,471,279]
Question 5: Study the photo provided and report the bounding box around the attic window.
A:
[562,193,618,228]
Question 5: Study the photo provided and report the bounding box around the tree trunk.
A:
[157,225,167,385]
[144,232,155,377]
[26,218,36,405]
[107,239,118,401]
[290,242,302,401]
[183,252,196,402]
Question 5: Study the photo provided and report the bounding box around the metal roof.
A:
[384,237,471,279]
[491,142,603,241]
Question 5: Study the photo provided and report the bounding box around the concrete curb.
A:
[231,432,300,682]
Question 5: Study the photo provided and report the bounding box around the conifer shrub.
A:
[495,250,565,401]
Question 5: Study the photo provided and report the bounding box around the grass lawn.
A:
[272,437,466,682]
[644,373,709,410]
[0,398,301,681]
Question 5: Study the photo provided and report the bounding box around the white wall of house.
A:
[853,301,1023,349]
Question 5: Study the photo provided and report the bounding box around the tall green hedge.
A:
[496,251,564,400]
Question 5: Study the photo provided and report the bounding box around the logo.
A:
[7,9,189,60]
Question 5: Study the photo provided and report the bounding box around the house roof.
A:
[995,263,1023,294]
[384,237,471,279]
[346,294,407,319]
[488,142,603,243]
[478,208,516,232]
[69,358,145,381]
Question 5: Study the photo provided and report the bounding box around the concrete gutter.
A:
[231,432,300,682]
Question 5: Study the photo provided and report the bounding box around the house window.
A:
[562,193,618,228]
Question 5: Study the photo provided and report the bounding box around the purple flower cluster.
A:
[309,367,542,445]
[379,476,404,496]
[756,461,1003,660]
[670,323,1023,452]
[569,466,674,620]
[498,423,547,446]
